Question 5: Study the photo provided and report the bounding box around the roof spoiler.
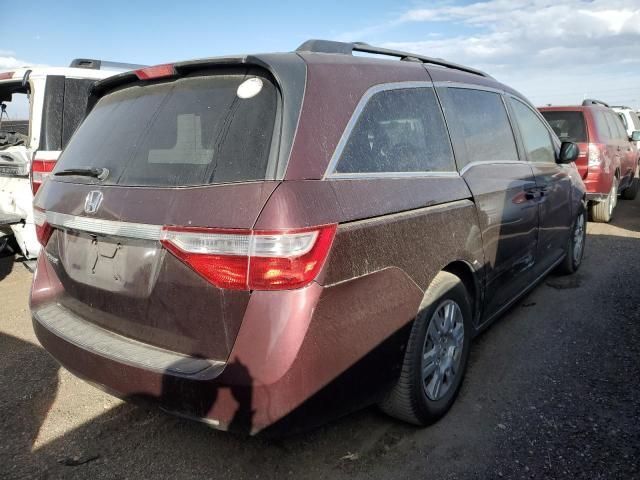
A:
[69,59,147,71]
[582,98,609,107]
[296,39,491,78]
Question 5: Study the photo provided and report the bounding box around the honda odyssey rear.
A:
[32,40,586,435]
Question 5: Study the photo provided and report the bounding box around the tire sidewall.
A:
[568,209,587,271]
[409,277,472,422]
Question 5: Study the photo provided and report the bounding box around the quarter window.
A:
[334,87,455,174]
[438,88,518,167]
[510,99,556,164]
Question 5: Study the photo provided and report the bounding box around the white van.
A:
[0,59,142,258]
[612,106,640,149]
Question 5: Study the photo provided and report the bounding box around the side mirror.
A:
[631,131,640,142]
[557,141,579,164]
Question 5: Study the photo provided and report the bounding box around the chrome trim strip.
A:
[329,171,460,180]
[322,81,435,179]
[458,160,524,176]
[46,211,163,241]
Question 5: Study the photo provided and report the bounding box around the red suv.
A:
[540,100,639,222]
[31,40,586,435]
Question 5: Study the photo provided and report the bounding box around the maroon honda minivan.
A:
[30,40,586,435]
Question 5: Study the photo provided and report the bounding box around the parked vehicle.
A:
[612,105,640,149]
[30,40,585,435]
[0,59,143,259]
[540,100,639,222]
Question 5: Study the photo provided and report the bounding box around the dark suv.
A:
[540,100,640,222]
[31,40,585,435]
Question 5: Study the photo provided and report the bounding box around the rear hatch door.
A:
[35,66,282,362]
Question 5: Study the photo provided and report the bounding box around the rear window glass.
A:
[0,82,30,147]
[439,88,518,167]
[593,111,611,140]
[56,70,278,187]
[540,111,587,143]
[334,87,455,174]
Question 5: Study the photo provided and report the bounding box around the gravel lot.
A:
[1,198,639,480]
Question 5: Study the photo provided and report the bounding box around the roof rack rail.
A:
[610,105,632,110]
[69,59,146,71]
[296,39,491,78]
[582,98,609,107]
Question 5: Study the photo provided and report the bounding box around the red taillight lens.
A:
[134,64,176,80]
[33,208,53,247]
[161,224,337,291]
[31,159,57,195]
[0,72,14,80]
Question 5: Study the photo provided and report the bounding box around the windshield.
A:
[55,69,278,187]
[0,82,30,149]
[540,111,587,143]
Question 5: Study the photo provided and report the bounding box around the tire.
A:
[556,208,586,275]
[379,271,472,426]
[621,166,639,200]
[590,178,618,223]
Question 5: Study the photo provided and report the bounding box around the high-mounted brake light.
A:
[0,72,14,80]
[134,64,176,80]
[31,158,57,195]
[33,207,53,247]
[161,224,337,290]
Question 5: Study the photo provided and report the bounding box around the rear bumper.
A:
[31,252,422,434]
[583,169,613,200]
[0,211,23,226]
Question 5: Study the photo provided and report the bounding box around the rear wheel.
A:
[590,178,618,223]
[556,208,586,275]
[621,165,639,200]
[380,271,472,426]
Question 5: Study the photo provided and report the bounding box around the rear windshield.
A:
[540,111,587,143]
[55,70,278,187]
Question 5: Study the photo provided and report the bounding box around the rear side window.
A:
[56,70,278,187]
[509,99,555,164]
[593,111,611,140]
[606,112,627,140]
[334,87,455,174]
[438,88,518,167]
[630,112,640,130]
[540,111,587,143]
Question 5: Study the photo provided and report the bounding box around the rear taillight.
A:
[31,159,57,195]
[161,224,337,290]
[587,143,604,167]
[0,71,14,80]
[33,208,53,247]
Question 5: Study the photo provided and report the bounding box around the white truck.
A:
[0,59,142,259]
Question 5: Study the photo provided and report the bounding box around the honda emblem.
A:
[84,191,103,214]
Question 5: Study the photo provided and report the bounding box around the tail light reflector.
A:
[161,224,337,290]
[31,159,57,195]
[33,207,53,247]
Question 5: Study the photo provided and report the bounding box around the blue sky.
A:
[2,0,640,107]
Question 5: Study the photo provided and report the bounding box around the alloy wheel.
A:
[422,300,465,401]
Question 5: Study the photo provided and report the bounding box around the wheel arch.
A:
[442,260,481,328]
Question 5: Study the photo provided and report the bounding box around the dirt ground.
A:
[1,197,639,480]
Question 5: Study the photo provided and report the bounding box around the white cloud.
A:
[0,51,39,70]
[340,0,640,107]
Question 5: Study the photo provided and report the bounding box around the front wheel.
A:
[621,165,639,200]
[379,271,472,426]
[556,209,586,275]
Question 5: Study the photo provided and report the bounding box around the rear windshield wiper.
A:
[54,167,109,180]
